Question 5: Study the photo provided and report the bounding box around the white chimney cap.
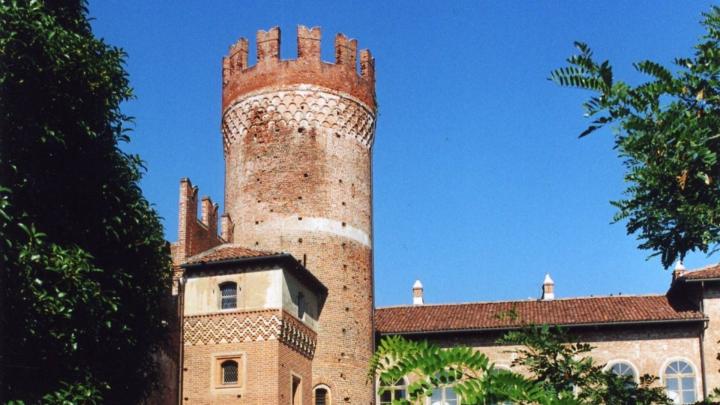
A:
[413,279,423,289]
[543,273,554,285]
[674,260,685,271]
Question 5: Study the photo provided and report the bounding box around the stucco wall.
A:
[394,323,706,400]
[184,268,283,316]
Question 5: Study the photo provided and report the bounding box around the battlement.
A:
[172,178,229,265]
[222,25,376,111]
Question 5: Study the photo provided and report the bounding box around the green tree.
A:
[499,325,670,405]
[370,326,670,404]
[550,7,720,268]
[369,335,565,405]
[0,1,172,402]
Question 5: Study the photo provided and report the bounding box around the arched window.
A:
[314,385,331,405]
[429,386,458,405]
[379,378,407,404]
[221,360,238,385]
[609,361,637,380]
[219,282,237,309]
[664,360,697,404]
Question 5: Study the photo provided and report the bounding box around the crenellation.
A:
[172,178,224,266]
[229,38,249,70]
[360,49,375,80]
[297,25,321,61]
[221,26,376,110]
[200,196,219,234]
[220,213,234,243]
[334,33,357,68]
[256,26,281,63]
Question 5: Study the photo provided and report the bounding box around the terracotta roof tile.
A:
[682,264,720,280]
[184,244,279,266]
[374,295,704,334]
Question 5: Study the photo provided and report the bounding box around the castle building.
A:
[168,25,720,405]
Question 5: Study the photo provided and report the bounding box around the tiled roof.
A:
[682,264,720,280]
[374,295,704,334]
[184,244,279,266]
[182,244,327,295]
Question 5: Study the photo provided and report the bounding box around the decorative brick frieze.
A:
[278,310,317,359]
[221,87,376,152]
[183,310,317,358]
[183,310,282,346]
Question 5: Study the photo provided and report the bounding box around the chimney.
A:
[541,274,555,300]
[412,280,424,305]
[672,260,687,282]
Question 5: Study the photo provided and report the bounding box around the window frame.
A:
[220,359,239,385]
[660,358,698,405]
[213,352,245,390]
[291,372,303,405]
[313,384,331,405]
[378,378,408,405]
[605,360,639,383]
[218,281,238,310]
[427,385,459,405]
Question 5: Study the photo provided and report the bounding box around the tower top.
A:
[222,25,376,111]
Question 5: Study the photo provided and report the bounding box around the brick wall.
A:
[173,178,225,268]
[182,309,315,404]
[221,26,377,404]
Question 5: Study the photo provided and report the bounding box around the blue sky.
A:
[89,1,717,307]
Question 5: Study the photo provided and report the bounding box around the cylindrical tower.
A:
[221,26,376,403]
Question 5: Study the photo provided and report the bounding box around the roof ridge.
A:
[686,262,720,272]
[375,294,667,310]
[184,243,282,264]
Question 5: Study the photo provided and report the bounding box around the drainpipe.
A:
[177,276,186,405]
[699,281,708,400]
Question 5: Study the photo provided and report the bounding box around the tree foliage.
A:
[370,326,670,404]
[550,7,720,268]
[0,0,172,402]
[500,325,670,404]
[369,335,565,405]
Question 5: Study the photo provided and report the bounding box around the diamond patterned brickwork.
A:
[183,310,317,359]
[222,88,376,152]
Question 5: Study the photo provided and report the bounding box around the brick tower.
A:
[220,26,376,403]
